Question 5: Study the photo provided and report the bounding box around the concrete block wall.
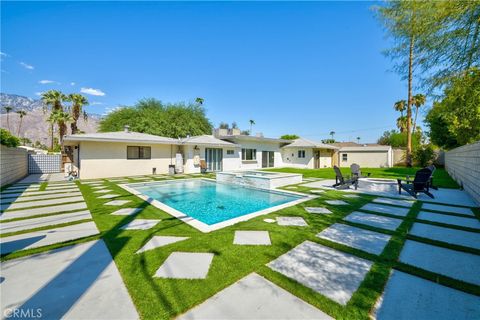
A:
[0,145,28,187]
[445,141,480,205]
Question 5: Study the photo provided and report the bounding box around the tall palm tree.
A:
[329,131,335,140]
[396,116,408,133]
[16,110,27,136]
[195,97,204,106]
[41,90,66,149]
[4,106,13,131]
[411,94,426,134]
[249,119,255,134]
[394,100,406,117]
[356,137,361,144]
[67,93,89,134]
[48,110,72,149]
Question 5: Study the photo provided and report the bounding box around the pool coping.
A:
[119,178,316,233]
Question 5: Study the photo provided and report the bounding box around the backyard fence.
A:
[445,141,480,206]
[28,154,62,174]
[0,145,28,187]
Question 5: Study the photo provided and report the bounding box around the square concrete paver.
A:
[277,216,308,227]
[268,241,373,305]
[399,240,480,286]
[1,196,84,211]
[98,194,119,199]
[234,231,271,245]
[1,222,99,254]
[310,189,324,194]
[178,273,333,320]
[94,189,111,194]
[1,192,82,204]
[416,211,480,229]
[422,203,474,216]
[409,222,480,250]
[263,218,276,223]
[374,270,480,320]
[325,200,348,205]
[154,252,214,279]
[344,211,403,231]
[373,197,414,207]
[104,200,131,206]
[91,186,108,190]
[0,240,138,320]
[317,223,391,255]
[0,210,92,234]
[121,219,160,230]
[0,202,88,221]
[136,236,189,253]
[343,194,360,198]
[305,207,332,214]
[111,208,143,216]
[360,203,410,217]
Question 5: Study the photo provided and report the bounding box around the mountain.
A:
[0,93,101,147]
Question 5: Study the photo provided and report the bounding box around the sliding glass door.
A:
[261,151,275,168]
[205,148,223,171]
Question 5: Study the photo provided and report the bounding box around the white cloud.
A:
[38,80,57,84]
[90,101,104,105]
[70,82,76,86]
[20,62,34,70]
[0,51,7,56]
[80,87,106,96]
[103,106,122,115]
[35,91,45,96]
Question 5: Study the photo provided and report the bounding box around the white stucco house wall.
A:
[332,142,393,168]
[281,138,338,169]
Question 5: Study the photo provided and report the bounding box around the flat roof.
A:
[218,135,290,144]
[282,137,338,150]
[64,131,180,145]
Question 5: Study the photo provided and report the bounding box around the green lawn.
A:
[263,166,460,189]
[2,174,478,320]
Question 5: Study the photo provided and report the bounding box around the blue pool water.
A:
[130,179,304,225]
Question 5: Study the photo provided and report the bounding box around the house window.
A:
[127,146,151,159]
[342,153,348,162]
[242,148,256,161]
[298,150,306,158]
[226,150,234,155]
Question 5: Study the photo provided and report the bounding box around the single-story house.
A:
[63,127,393,179]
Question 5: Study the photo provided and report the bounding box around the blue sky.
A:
[1,1,410,142]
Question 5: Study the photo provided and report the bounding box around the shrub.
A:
[413,144,435,167]
[0,128,20,148]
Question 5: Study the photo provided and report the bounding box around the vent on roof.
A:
[124,125,130,133]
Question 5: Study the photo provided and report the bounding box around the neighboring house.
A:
[332,142,393,168]
[63,127,393,179]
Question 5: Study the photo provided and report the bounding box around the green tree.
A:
[41,90,67,150]
[0,128,20,147]
[67,93,89,134]
[219,122,229,129]
[280,134,300,140]
[425,68,480,149]
[4,106,13,131]
[249,119,255,134]
[16,110,27,136]
[329,131,335,140]
[377,129,421,149]
[195,97,204,106]
[413,144,436,167]
[99,98,213,138]
[48,110,72,149]
[411,93,426,133]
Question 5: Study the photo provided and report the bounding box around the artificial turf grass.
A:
[264,166,460,189]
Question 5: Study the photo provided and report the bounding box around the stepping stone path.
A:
[0,192,82,204]
[285,186,298,189]
[136,236,189,253]
[0,210,92,234]
[121,219,160,230]
[360,203,410,217]
[416,211,480,229]
[111,208,143,216]
[263,218,276,223]
[268,241,372,305]
[325,200,348,205]
[98,194,119,199]
[310,189,324,194]
[409,222,480,250]
[374,270,480,320]
[305,207,332,214]
[1,196,84,211]
[422,203,474,216]
[1,189,79,198]
[373,197,414,207]
[1,221,99,254]
[399,240,480,286]
[344,211,402,231]
[317,223,391,255]
[105,200,130,206]
[154,252,214,279]
[276,216,308,227]
[233,231,271,245]
[94,189,111,193]
[0,202,88,221]
[177,273,333,320]
[343,194,359,198]
[91,186,107,190]
[0,240,138,319]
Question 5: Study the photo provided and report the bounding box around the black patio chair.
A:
[350,163,371,179]
[332,165,358,190]
[426,165,438,190]
[397,167,434,199]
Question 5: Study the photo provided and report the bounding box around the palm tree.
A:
[4,106,13,131]
[396,116,408,133]
[16,110,27,136]
[394,100,406,117]
[67,93,89,134]
[249,119,255,134]
[195,97,204,106]
[356,136,361,144]
[41,90,66,149]
[329,131,335,140]
[411,94,426,134]
[48,110,72,149]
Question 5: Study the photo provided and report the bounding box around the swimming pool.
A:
[122,179,311,232]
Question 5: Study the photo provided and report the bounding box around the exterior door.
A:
[262,151,275,168]
[205,148,223,171]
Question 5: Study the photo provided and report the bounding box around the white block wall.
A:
[0,145,28,187]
